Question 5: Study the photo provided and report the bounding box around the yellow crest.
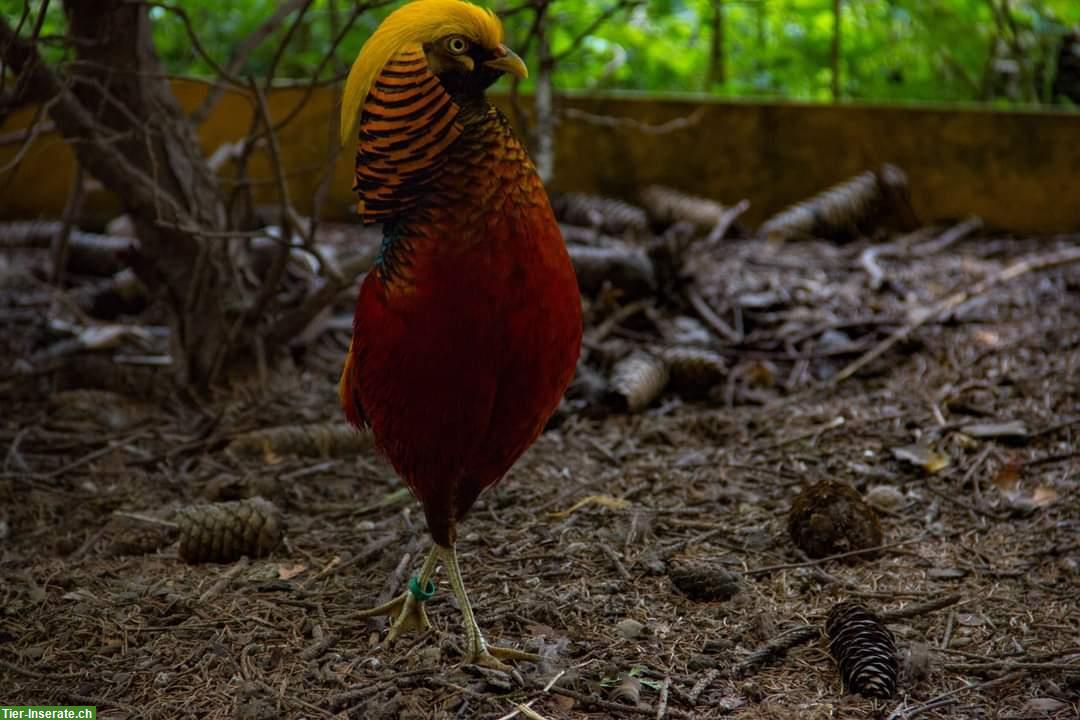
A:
[339,0,504,146]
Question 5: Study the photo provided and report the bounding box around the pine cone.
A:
[759,164,915,243]
[606,351,669,413]
[567,243,657,299]
[662,346,727,394]
[826,601,898,699]
[551,193,648,236]
[787,480,882,560]
[176,497,283,563]
[668,560,742,602]
[610,675,642,705]
[640,185,729,230]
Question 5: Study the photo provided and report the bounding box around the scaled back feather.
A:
[339,0,504,146]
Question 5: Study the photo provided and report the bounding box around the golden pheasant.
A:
[338,0,582,669]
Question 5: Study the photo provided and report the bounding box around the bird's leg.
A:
[439,543,541,671]
[356,545,439,644]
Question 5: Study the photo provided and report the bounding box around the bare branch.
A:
[0,17,197,228]
[562,106,705,134]
[0,95,57,176]
[51,162,85,286]
[246,80,294,325]
[263,0,316,87]
[266,249,376,347]
[261,0,395,140]
[833,244,1080,384]
[189,0,312,125]
[123,1,246,87]
[552,0,643,64]
[1,0,49,107]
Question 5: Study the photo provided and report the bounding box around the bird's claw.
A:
[465,643,541,672]
[356,590,431,644]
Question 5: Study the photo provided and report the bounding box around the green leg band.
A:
[408,575,436,602]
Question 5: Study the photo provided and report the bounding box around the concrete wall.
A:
[2,82,1078,233]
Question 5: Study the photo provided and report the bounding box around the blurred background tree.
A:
[7,0,1078,106]
[1,0,1077,388]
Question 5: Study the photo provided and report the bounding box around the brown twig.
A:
[834,244,1080,383]
[859,217,983,290]
[562,106,705,135]
[685,668,719,705]
[188,0,312,124]
[50,162,85,286]
[745,535,927,576]
[704,198,750,245]
[885,670,1025,720]
[545,685,690,719]
[198,556,251,602]
[684,285,740,343]
[601,543,632,581]
[654,675,670,720]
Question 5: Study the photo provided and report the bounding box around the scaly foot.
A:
[465,642,542,671]
[357,547,440,645]
[356,587,433,644]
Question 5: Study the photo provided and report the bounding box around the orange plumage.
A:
[337,0,581,667]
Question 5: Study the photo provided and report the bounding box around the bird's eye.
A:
[445,36,470,55]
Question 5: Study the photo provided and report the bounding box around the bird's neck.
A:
[405,98,545,231]
[373,97,553,287]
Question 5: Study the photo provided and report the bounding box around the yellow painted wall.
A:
[2,81,1078,234]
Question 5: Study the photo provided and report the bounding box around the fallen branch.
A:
[51,164,86,285]
[885,670,1025,720]
[562,106,705,135]
[704,199,750,245]
[833,244,1080,384]
[859,217,983,290]
[683,285,740,343]
[0,222,133,275]
[542,684,691,719]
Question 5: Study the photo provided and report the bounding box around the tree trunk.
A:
[831,0,842,100]
[706,0,726,89]
[533,4,555,185]
[4,2,253,386]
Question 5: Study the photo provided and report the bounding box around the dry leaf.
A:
[278,563,307,580]
[865,485,906,511]
[261,443,284,466]
[1020,698,1068,715]
[548,494,630,520]
[961,420,1029,440]
[526,623,559,638]
[1032,486,1059,508]
[513,703,549,720]
[746,360,777,388]
[992,459,1023,491]
[973,330,1000,348]
[892,444,950,473]
[550,695,575,712]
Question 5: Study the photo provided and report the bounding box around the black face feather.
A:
[430,46,506,100]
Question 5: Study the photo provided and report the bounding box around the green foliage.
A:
[4,0,1079,106]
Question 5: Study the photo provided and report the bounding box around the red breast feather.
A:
[341,103,582,546]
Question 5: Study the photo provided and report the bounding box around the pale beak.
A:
[484,45,528,79]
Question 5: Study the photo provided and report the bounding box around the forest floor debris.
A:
[1,209,1078,719]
